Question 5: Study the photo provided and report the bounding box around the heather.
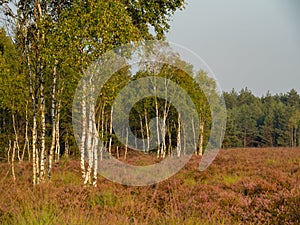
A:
[0,148,299,225]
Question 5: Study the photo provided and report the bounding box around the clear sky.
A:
[166,0,300,96]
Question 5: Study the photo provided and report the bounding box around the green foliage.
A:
[0,0,186,161]
[0,28,28,112]
[223,88,300,148]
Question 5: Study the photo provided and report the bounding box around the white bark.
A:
[108,106,113,156]
[144,109,150,152]
[80,80,87,180]
[12,112,21,162]
[139,115,145,152]
[84,104,93,185]
[55,99,61,162]
[49,59,57,179]
[191,118,197,154]
[39,68,46,183]
[155,97,161,158]
[198,120,204,156]
[124,128,128,160]
[11,141,16,182]
[176,113,181,157]
[21,101,29,161]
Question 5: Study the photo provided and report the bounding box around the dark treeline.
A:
[223,88,300,148]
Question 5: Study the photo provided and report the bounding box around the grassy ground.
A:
[0,148,299,225]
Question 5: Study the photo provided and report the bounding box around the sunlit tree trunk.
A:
[39,65,46,183]
[80,79,87,180]
[7,140,11,164]
[27,44,39,185]
[11,141,16,182]
[139,115,145,152]
[99,103,105,161]
[92,99,98,187]
[84,103,93,185]
[176,113,181,157]
[191,118,197,154]
[144,108,150,152]
[124,128,128,160]
[22,101,29,161]
[198,120,204,156]
[55,99,61,162]
[108,106,113,156]
[182,124,186,155]
[155,97,160,158]
[48,60,58,179]
[12,111,21,161]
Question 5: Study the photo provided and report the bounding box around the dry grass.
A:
[0,148,299,224]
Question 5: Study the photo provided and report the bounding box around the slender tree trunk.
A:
[191,118,197,154]
[28,51,39,185]
[64,130,69,158]
[84,99,94,185]
[108,106,113,156]
[198,120,204,156]
[39,67,46,183]
[48,60,58,179]
[7,140,11,164]
[124,128,128,160]
[12,112,21,161]
[176,113,181,157]
[80,80,87,179]
[21,101,29,161]
[100,103,105,161]
[37,0,47,183]
[144,108,150,152]
[92,101,98,187]
[11,141,16,182]
[55,99,61,162]
[155,98,160,158]
[139,115,145,152]
[160,79,170,158]
[168,127,172,156]
[182,124,186,155]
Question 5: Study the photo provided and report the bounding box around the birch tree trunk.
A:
[12,111,21,161]
[92,99,98,187]
[155,97,161,158]
[108,106,113,156]
[139,115,145,152]
[84,108,93,185]
[144,108,150,152]
[21,101,29,161]
[176,113,181,157]
[11,141,16,182]
[124,128,128,160]
[198,120,204,156]
[80,79,87,180]
[48,60,58,179]
[28,45,39,185]
[191,118,197,154]
[100,103,105,161]
[36,0,47,182]
[39,66,46,183]
[55,99,61,162]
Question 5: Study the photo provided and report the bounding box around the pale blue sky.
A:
[166,0,300,96]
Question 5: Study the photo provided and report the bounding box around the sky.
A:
[166,0,300,96]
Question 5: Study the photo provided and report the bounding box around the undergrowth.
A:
[0,148,299,224]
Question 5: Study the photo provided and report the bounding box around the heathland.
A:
[0,148,299,225]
